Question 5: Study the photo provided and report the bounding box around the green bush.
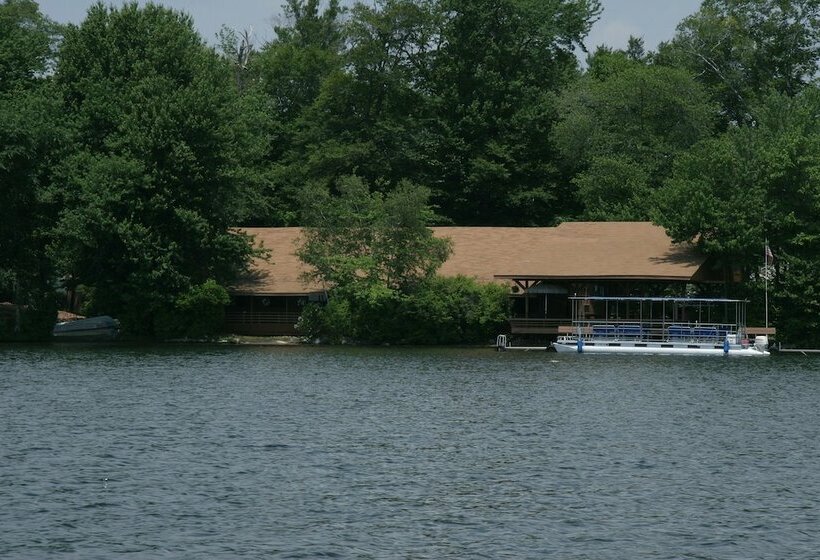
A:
[399,276,509,344]
[0,292,57,341]
[296,298,353,344]
[153,279,230,340]
[298,275,509,345]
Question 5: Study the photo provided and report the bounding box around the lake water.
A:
[1,344,819,559]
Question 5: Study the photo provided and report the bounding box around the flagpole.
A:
[764,239,769,330]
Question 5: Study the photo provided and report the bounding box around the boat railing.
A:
[590,323,644,340]
[571,320,742,343]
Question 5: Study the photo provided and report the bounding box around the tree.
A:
[655,89,820,345]
[216,25,257,94]
[214,25,278,227]
[298,175,451,293]
[428,0,602,225]
[48,2,261,335]
[0,0,57,92]
[554,49,716,220]
[295,174,511,344]
[296,175,453,342]
[258,0,601,227]
[658,0,820,125]
[247,0,347,225]
[259,0,345,120]
[0,0,62,339]
[296,0,440,191]
[257,0,443,225]
[398,275,509,344]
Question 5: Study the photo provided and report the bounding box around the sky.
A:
[37,0,704,52]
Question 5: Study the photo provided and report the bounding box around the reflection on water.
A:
[1,345,819,558]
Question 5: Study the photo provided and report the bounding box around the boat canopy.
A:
[568,296,748,304]
[567,296,750,334]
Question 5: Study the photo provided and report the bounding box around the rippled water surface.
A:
[2,344,820,559]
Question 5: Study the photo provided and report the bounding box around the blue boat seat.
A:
[692,326,718,340]
[592,324,643,339]
[616,324,643,338]
[592,325,616,337]
[667,325,691,340]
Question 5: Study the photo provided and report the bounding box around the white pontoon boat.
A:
[552,297,769,356]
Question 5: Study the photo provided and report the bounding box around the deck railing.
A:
[508,318,568,333]
[565,319,744,343]
[224,311,301,335]
[225,311,300,325]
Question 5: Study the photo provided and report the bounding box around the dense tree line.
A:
[2,0,819,344]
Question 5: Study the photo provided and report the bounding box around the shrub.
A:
[153,279,230,340]
[399,276,509,344]
[0,290,57,341]
[296,298,353,344]
[298,275,509,345]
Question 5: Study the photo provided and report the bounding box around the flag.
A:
[760,242,775,281]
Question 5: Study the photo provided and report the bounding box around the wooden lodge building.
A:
[226,222,726,337]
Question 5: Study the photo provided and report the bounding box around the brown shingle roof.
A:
[232,222,707,296]
[438,222,705,281]
[231,228,322,296]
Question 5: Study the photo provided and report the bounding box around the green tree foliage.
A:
[6,0,820,345]
[296,175,502,343]
[252,0,601,227]
[399,276,509,344]
[295,297,352,344]
[261,0,345,119]
[301,0,439,191]
[298,175,451,292]
[248,0,347,225]
[656,90,820,345]
[48,2,260,335]
[0,0,57,90]
[214,25,277,226]
[153,279,231,339]
[428,0,602,225]
[296,275,508,344]
[650,0,820,342]
[216,26,256,93]
[658,0,820,126]
[260,0,443,225]
[0,0,61,339]
[554,48,716,220]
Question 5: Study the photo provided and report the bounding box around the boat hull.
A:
[552,341,769,356]
[53,316,119,341]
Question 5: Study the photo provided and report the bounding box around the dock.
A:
[497,345,552,352]
[495,335,552,352]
